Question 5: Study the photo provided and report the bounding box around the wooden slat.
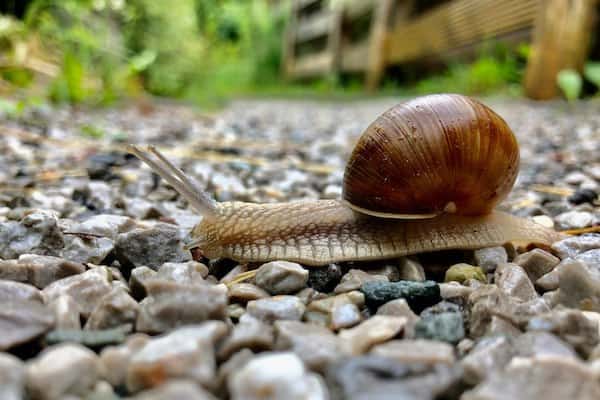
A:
[340,41,369,71]
[295,11,336,42]
[290,51,334,77]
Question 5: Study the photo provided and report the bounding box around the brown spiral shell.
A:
[342,94,520,218]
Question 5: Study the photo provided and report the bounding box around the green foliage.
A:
[557,69,583,101]
[584,62,600,89]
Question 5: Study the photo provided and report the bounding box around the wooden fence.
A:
[283,0,598,99]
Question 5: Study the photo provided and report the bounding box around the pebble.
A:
[554,210,596,230]
[99,334,149,388]
[461,336,515,384]
[26,344,100,400]
[339,315,407,355]
[439,282,474,300]
[514,248,560,282]
[334,269,388,294]
[556,258,600,311]
[129,266,157,299]
[397,257,426,281]
[218,315,274,360]
[61,234,114,264]
[307,263,343,292]
[473,246,508,273]
[274,320,341,372]
[0,211,64,260]
[576,248,600,271]
[551,234,600,259]
[308,291,365,314]
[326,355,462,400]
[0,353,25,400]
[370,339,455,365]
[115,224,191,269]
[228,283,269,303]
[444,263,486,283]
[330,302,362,330]
[127,322,228,392]
[463,357,600,400]
[45,327,128,348]
[85,287,139,330]
[376,298,419,337]
[130,380,218,400]
[494,263,538,302]
[73,214,135,239]
[156,261,208,284]
[228,352,328,400]
[136,280,228,333]
[42,267,113,317]
[0,280,42,302]
[48,295,81,330]
[514,331,578,359]
[254,261,308,294]
[361,280,441,313]
[414,312,465,344]
[0,300,54,350]
[246,295,306,323]
[0,254,85,288]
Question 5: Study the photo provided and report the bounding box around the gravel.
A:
[0,97,598,398]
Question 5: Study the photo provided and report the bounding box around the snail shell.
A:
[343,94,519,218]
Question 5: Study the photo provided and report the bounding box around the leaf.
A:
[129,50,157,73]
[584,62,600,90]
[556,69,582,101]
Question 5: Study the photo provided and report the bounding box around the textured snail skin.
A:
[191,200,565,266]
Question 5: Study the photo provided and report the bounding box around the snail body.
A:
[129,94,565,266]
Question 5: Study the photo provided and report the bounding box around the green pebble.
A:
[360,280,441,313]
[444,263,486,283]
[45,327,128,348]
[414,312,465,344]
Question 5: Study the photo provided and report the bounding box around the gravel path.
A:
[0,96,599,400]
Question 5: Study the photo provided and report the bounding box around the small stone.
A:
[228,352,328,400]
[246,295,306,323]
[136,281,228,333]
[48,295,81,330]
[307,264,343,292]
[367,264,401,281]
[361,280,441,313]
[461,336,515,384]
[576,248,600,271]
[556,258,600,311]
[85,287,139,330]
[227,303,245,320]
[0,254,85,289]
[376,298,419,338]
[26,344,99,400]
[487,316,522,337]
[462,357,600,400]
[330,303,361,330]
[474,246,508,273]
[495,263,538,302]
[254,261,308,294]
[0,280,42,302]
[397,257,426,281]
[371,339,455,365]
[274,320,341,372]
[532,215,555,229]
[296,287,326,304]
[227,283,269,303]
[439,282,474,300]
[326,355,462,400]
[156,261,208,284]
[42,267,112,317]
[339,315,407,355]
[334,269,388,294]
[0,300,54,350]
[0,211,64,260]
[130,380,217,400]
[115,224,191,269]
[73,214,135,239]
[214,350,254,398]
[99,334,149,388]
[308,291,365,314]
[61,235,114,265]
[514,331,577,359]
[0,353,25,400]
[127,322,228,392]
[445,263,486,283]
[514,249,560,282]
[554,210,596,230]
[45,327,128,348]
[218,315,274,360]
[414,312,464,344]
[129,266,157,299]
[551,234,600,259]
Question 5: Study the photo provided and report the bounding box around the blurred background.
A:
[0,0,598,110]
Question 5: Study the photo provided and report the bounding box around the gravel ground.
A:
[0,96,599,400]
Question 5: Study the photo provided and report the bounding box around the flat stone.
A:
[397,257,426,281]
[115,224,190,269]
[45,327,128,348]
[556,258,600,311]
[462,357,600,400]
[246,295,306,323]
[486,316,521,337]
[129,266,157,299]
[73,214,135,239]
[156,261,208,284]
[439,282,474,300]
[99,334,150,387]
[0,300,54,350]
[136,281,228,333]
[26,344,100,400]
[361,280,441,314]
[254,261,308,295]
[218,315,274,360]
[0,254,85,289]
[414,312,465,344]
[307,291,365,314]
[228,283,270,303]
[42,267,112,317]
[339,316,407,355]
[461,336,515,385]
[370,339,455,365]
[130,380,217,400]
[334,269,388,294]
[554,210,595,230]
[514,249,560,282]
[307,264,343,292]
[494,263,538,302]
[330,303,362,330]
[0,280,42,302]
[61,235,114,264]
[551,234,600,259]
[274,320,341,372]
[576,248,600,271]
[228,352,328,400]
[514,331,577,359]
[444,263,486,283]
[48,295,81,330]
[376,298,419,338]
[85,287,139,330]
[326,355,462,400]
[127,322,228,392]
[0,353,25,400]
[474,246,508,273]
[0,211,64,260]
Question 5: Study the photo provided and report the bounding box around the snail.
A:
[128,94,565,267]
